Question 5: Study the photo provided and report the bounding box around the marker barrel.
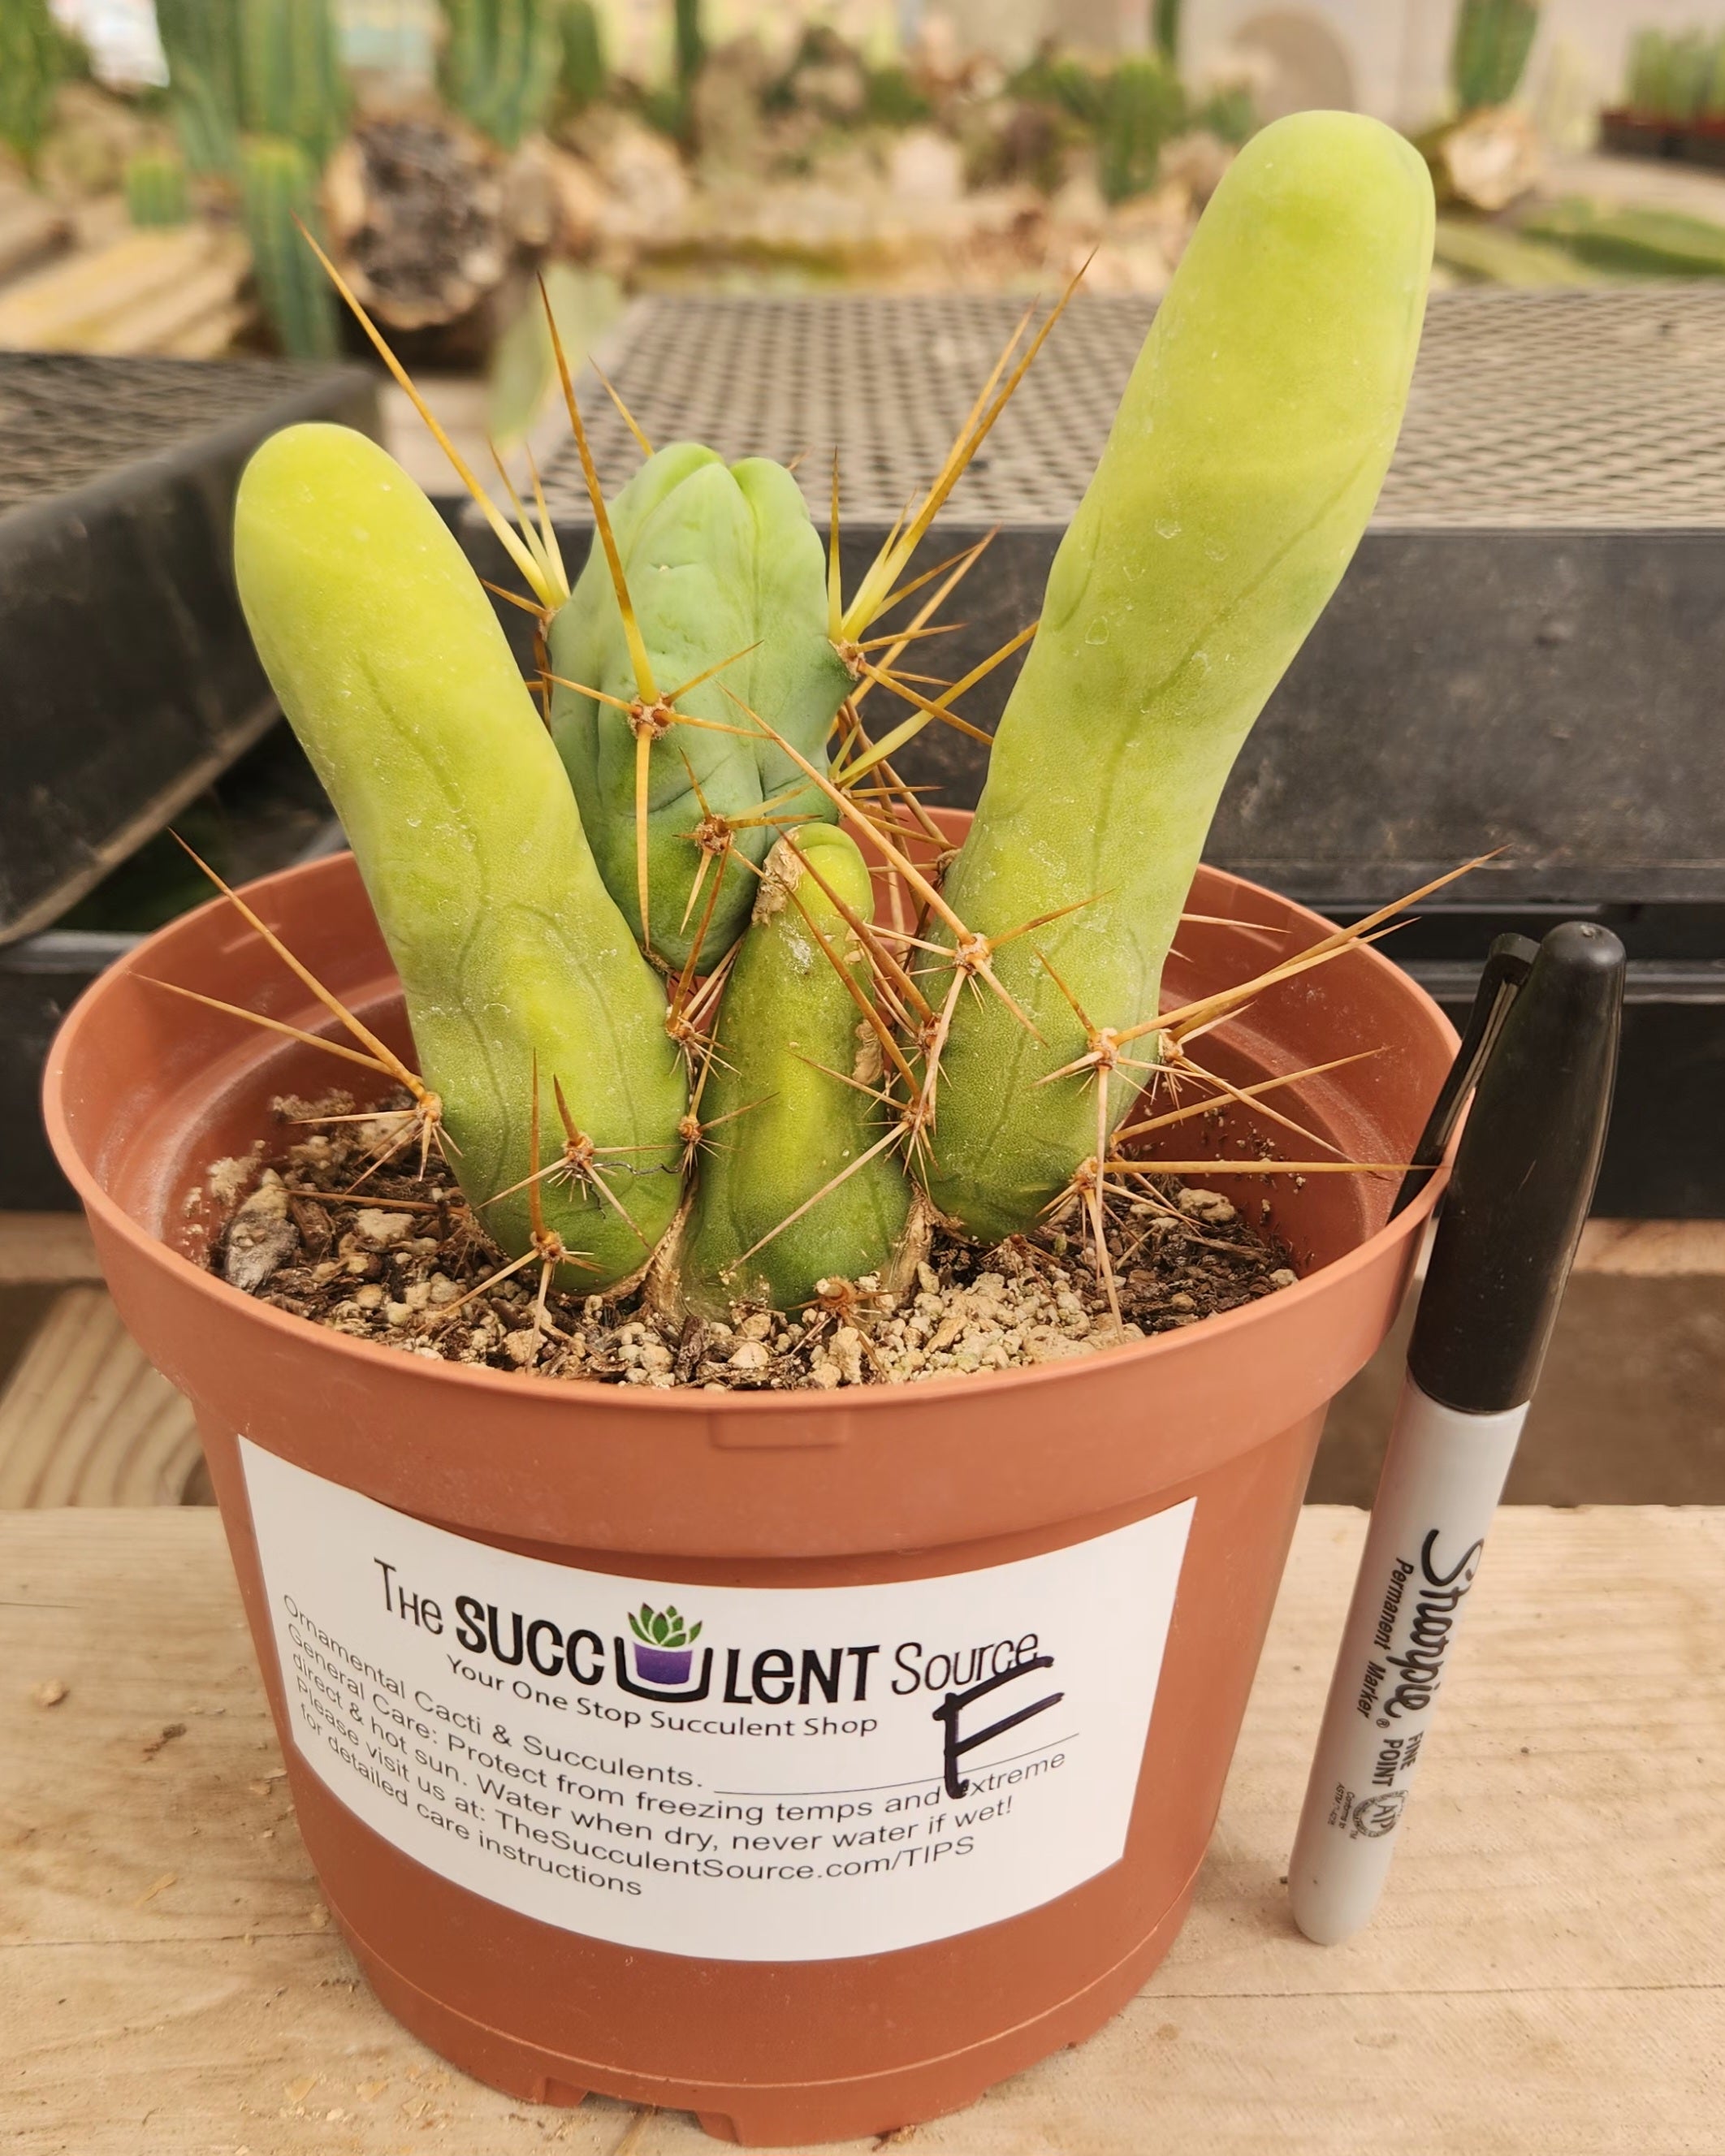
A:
[1288,1375,1526,1946]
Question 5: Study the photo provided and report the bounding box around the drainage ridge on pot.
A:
[43,840,1455,2147]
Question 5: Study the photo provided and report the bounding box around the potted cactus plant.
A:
[47,113,1451,2146]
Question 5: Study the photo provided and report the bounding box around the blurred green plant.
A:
[1099,54,1185,204]
[153,0,240,173]
[1450,0,1540,114]
[1009,51,1108,128]
[1521,196,1725,275]
[672,0,705,102]
[238,0,349,165]
[1622,27,1725,123]
[124,145,192,227]
[1433,214,1599,286]
[485,262,622,444]
[156,0,348,174]
[863,64,932,128]
[437,0,561,151]
[556,0,607,116]
[242,136,339,359]
[153,0,348,358]
[1191,83,1256,146]
[1152,0,1182,65]
[0,0,73,173]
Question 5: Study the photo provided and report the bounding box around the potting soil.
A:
[195,1091,1299,1389]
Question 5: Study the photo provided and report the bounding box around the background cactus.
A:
[436,0,561,152]
[672,0,706,102]
[124,148,191,228]
[236,0,350,168]
[155,0,348,357]
[1450,0,1540,114]
[1097,56,1185,205]
[240,139,340,360]
[557,0,607,115]
[153,0,241,174]
[1622,28,1725,123]
[0,0,70,173]
[232,113,1433,1323]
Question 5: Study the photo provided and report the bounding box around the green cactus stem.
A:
[547,446,851,976]
[672,0,705,96]
[919,112,1433,1247]
[437,0,560,152]
[557,0,607,114]
[237,0,349,169]
[670,826,914,1319]
[158,0,346,175]
[1098,55,1186,205]
[233,423,686,1288]
[240,137,339,361]
[1450,0,1540,114]
[124,149,192,227]
[0,0,67,172]
[153,0,240,174]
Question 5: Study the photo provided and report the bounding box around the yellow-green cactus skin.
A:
[234,423,685,1286]
[674,825,913,1316]
[922,112,1434,1242]
[548,446,852,974]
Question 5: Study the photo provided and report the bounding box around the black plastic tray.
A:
[2,721,341,1208]
[0,352,377,944]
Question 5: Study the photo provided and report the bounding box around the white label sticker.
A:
[240,1439,1193,1963]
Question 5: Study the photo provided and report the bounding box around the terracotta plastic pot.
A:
[45,837,1455,2147]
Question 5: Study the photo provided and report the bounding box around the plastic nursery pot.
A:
[45,832,1456,2149]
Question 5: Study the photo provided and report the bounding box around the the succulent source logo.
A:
[627,1603,703,1687]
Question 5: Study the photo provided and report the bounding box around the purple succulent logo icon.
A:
[627,1602,703,1686]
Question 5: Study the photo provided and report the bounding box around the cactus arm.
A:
[920,112,1434,1245]
[547,447,850,974]
[670,827,914,1317]
[234,423,685,1286]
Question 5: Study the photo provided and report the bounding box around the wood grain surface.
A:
[3,1506,1722,2155]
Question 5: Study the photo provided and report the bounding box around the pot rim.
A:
[43,852,1456,1419]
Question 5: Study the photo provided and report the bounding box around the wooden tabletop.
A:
[4,1506,1722,2156]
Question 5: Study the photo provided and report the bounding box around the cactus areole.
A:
[231,114,1435,1330]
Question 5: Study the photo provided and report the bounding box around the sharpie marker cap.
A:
[1408,920,1625,1418]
